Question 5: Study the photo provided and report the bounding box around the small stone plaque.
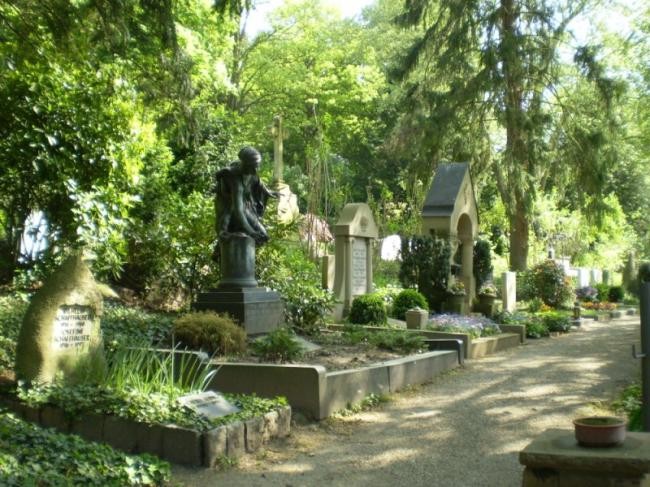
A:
[352,238,367,295]
[52,305,94,352]
[178,391,240,420]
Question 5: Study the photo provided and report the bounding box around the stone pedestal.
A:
[195,235,283,335]
[405,308,428,329]
[194,288,283,336]
[520,429,650,487]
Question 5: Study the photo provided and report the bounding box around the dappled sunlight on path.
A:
[173,317,640,487]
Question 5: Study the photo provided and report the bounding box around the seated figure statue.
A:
[214,147,277,248]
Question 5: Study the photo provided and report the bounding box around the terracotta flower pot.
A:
[573,417,626,447]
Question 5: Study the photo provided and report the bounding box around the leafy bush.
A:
[613,383,642,431]
[524,317,549,338]
[527,297,544,313]
[516,270,535,302]
[608,286,625,303]
[173,311,247,356]
[349,294,387,325]
[102,303,175,353]
[399,235,451,312]
[473,239,493,290]
[369,330,425,354]
[257,236,334,334]
[250,327,304,363]
[529,260,573,308]
[391,289,428,320]
[594,283,610,303]
[575,286,598,302]
[540,311,571,332]
[493,310,530,326]
[0,412,171,486]
[0,294,29,372]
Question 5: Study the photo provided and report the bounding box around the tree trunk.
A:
[509,200,528,271]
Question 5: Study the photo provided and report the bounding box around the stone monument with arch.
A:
[421,163,479,314]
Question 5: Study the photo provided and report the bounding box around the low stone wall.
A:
[0,396,290,467]
[469,333,521,359]
[209,350,460,420]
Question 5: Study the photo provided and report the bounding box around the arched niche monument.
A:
[421,163,479,314]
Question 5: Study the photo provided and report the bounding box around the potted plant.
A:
[476,282,497,317]
[446,281,466,314]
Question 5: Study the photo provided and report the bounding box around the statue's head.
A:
[239,146,261,172]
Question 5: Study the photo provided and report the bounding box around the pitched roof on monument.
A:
[422,162,475,217]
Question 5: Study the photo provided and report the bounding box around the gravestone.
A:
[380,234,401,261]
[332,203,378,319]
[15,253,106,384]
[577,268,590,287]
[421,163,479,313]
[271,115,299,224]
[502,272,517,313]
[178,391,240,419]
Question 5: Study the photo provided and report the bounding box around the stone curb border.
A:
[0,396,290,467]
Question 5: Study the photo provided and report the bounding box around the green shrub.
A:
[608,286,624,303]
[391,289,428,320]
[257,236,334,334]
[516,270,535,302]
[540,311,571,332]
[369,330,425,354]
[613,383,642,431]
[250,327,304,363]
[349,294,387,325]
[399,235,451,312]
[102,303,175,352]
[527,297,544,313]
[594,283,610,303]
[530,260,573,308]
[473,239,493,290]
[173,311,247,356]
[524,317,549,338]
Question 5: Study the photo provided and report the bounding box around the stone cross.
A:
[271,115,287,186]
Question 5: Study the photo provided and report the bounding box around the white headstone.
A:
[352,238,367,295]
[380,234,401,261]
[578,268,590,287]
[178,391,240,420]
[502,272,517,313]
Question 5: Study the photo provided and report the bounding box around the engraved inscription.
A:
[51,305,94,352]
[352,239,367,295]
[179,391,240,419]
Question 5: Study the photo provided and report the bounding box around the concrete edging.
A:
[209,350,460,420]
[0,396,290,467]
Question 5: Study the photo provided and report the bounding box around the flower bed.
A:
[427,313,501,339]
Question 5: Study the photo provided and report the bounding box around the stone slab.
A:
[162,425,203,466]
[136,422,165,456]
[203,426,228,468]
[71,413,104,443]
[520,429,650,475]
[178,391,240,419]
[226,421,245,458]
[387,350,460,392]
[40,405,70,433]
[104,415,138,453]
[244,416,264,453]
[194,288,283,335]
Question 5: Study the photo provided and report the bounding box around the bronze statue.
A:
[214,147,277,247]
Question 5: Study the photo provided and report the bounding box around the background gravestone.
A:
[15,253,106,384]
[502,271,517,313]
[331,203,378,319]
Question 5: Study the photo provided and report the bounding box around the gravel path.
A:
[173,317,641,487]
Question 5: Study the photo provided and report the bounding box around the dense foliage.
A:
[250,328,304,363]
[0,411,170,486]
[173,311,247,356]
[391,289,429,320]
[399,235,451,311]
[529,260,574,308]
[348,294,388,325]
[473,240,493,290]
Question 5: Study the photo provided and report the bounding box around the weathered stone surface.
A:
[162,425,203,466]
[136,422,165,457]
[71,413,104,443]
[15,253,106,384]
[244,416,264,453]
[405,308,428,329]
[104,416,138,453]
[276,406,291,438]
[40,405,70,433]
[226,421,245,458]
[263,410,279,442]
[203,426,227,468]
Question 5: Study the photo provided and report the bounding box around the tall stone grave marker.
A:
[271,115,299,224]
[15,253,106,384]
[502,271,517,313]
[332,203,378,319]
